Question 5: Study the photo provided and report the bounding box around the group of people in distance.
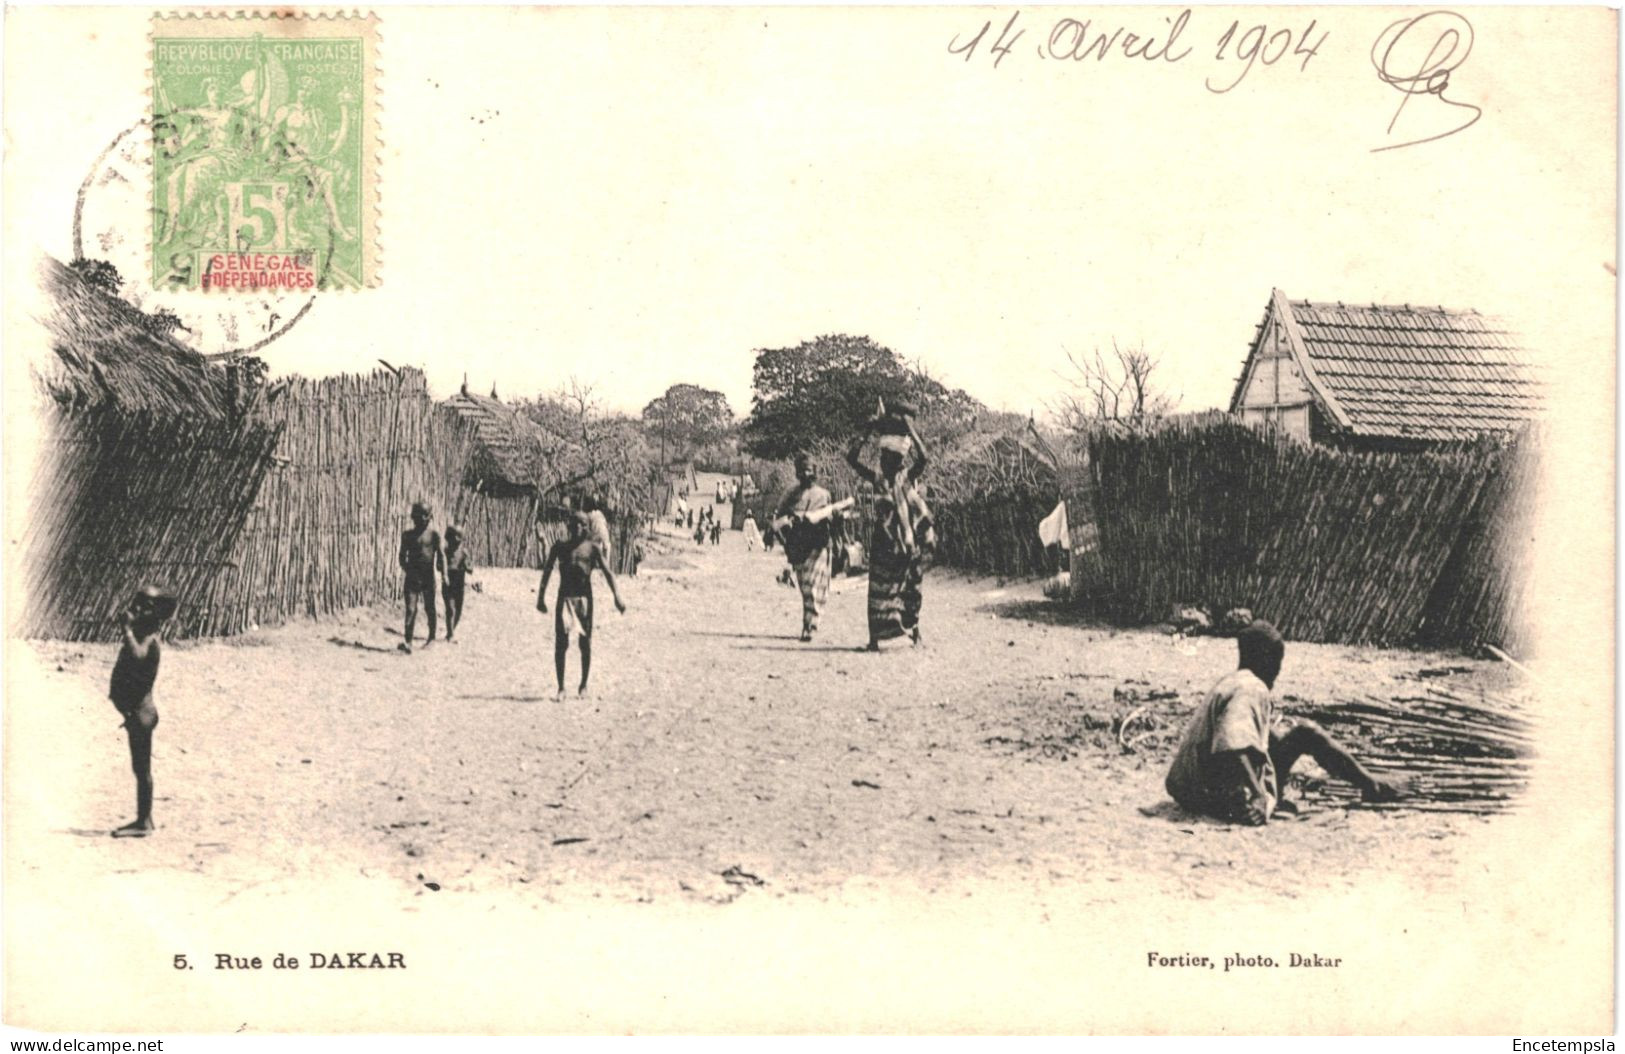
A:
[691,506,723,546]
[773,402,935,649]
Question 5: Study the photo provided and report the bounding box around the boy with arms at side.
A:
[398,501,443,653]
[537,512,627,699]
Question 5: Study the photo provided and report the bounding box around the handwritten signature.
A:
[1370,11,1482,152]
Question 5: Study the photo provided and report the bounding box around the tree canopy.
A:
[741,334,983,459]
[640,383,734,459]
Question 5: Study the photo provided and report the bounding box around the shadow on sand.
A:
[328,636,400,655]
[734,643,871,654]
[975,598,1115,631]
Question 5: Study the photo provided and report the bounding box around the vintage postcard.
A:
[1,3,1614,1038]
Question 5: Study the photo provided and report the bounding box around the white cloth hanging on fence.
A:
[1038,501,1070,550]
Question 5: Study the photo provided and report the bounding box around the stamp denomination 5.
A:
[151,13,380,292]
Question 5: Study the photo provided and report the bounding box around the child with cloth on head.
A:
[108,585,178,838]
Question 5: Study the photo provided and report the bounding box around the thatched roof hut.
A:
[39,256,231,419]
[929,422,1060,501]
[439,384,544,495]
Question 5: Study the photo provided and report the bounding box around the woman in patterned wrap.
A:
[775,454,833,642]
[846,410,933,650]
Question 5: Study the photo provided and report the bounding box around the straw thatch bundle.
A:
[1285,686,1534,814]
[39,256,232,419]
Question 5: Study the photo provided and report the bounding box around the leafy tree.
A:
[742,334,984,459]
[640,383,734,461]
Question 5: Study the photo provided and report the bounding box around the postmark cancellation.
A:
[150,11,379,292]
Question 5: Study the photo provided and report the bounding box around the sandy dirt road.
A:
[8,474,1584,1033]
[11,474,1523,912]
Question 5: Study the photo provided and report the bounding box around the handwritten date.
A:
[947,9,1328,94]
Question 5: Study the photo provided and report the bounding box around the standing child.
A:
[537,512,627,699]
[442,524,473,643]
[108,586,177,838]
[398,501,443,653]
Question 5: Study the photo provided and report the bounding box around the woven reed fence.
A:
[188,369,479,635]
[19,407,282,640]
[23,366,656,642]
[447,489,539,569]
[1417,428,1542,653]
[930,487,1055,576]
[1082,421,1536,648]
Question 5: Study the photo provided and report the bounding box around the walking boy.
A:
[442,524,473,643]
[398,501,443,653]
[109,586,177,838]
[537,512,627,699]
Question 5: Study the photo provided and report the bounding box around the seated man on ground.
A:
[1165,620,1409,825]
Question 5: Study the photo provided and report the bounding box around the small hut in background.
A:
[1230,289,1544,452]
[925,421,1065,578]
[439,383,547,568]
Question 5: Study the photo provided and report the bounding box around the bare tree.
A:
[1052,340,1178,432]
[517,379,654,510]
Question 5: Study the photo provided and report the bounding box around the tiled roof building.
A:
[1230,289,1544,448]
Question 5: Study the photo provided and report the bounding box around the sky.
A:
[5,5,1615,423]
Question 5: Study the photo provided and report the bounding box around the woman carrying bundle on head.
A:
[846,399,934,651]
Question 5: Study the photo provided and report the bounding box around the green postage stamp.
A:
[151,13,379,292]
